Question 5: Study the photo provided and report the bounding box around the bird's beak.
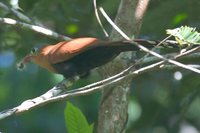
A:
[17,55,33,70]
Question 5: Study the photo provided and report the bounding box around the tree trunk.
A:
[97,0,149,133]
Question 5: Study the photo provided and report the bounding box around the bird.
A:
[18,37,177,79]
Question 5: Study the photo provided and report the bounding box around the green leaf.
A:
[66,24,79,35]
[172,13,188,25]
[64,102,93,133]
[166,26,200,46]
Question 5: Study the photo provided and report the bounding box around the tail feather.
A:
[98,39,180,53]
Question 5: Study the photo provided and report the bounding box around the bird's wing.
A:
[47,38,99,64]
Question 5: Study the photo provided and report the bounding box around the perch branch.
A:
[0,60,163,120]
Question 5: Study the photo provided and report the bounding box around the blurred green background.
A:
[0,0,200,133]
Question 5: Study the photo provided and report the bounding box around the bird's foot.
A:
[61,76,80,89]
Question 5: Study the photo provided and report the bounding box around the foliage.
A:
[64,102,94,133]
[167,26,200,45]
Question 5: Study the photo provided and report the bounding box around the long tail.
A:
[99,39,180,53]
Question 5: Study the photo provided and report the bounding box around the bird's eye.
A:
[31,48,38,54]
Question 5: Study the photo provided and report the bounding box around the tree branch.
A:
[0,2,32,24]
[0,17,71,40]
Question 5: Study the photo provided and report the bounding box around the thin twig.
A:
[99,7,131,40]
[0,17,71,40]
[131,35,173,67]
[93,0,109,37]
[175,46,200,58]
[0,2,72,40]
[132,41,200,74]
[0,2,32,24]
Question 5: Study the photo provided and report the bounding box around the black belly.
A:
[52,47,119,79]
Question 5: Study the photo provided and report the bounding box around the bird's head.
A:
[17,47,39,69]
[17,45,56,72]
